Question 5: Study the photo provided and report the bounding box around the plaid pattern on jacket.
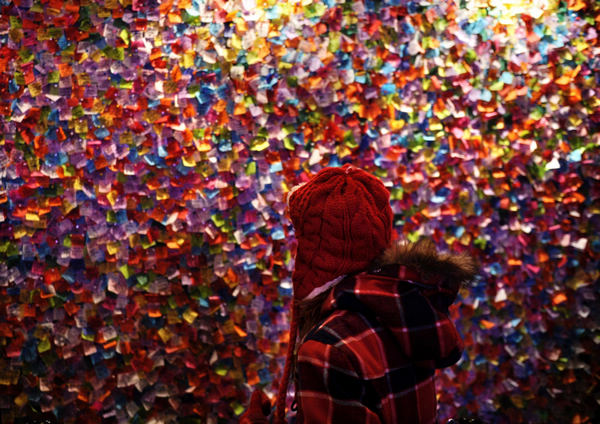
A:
[294,260,468,424]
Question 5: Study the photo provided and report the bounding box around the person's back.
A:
[295,241,476,424]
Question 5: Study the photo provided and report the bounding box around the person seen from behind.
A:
[241,164,478,423]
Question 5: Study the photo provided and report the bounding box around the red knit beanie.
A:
[275,164,393,423]
[288,164,393,300]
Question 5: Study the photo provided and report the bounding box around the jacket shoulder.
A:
[302,308,375,349]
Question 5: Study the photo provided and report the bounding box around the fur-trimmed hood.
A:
[318,239,478,366]
[378,238,478,290]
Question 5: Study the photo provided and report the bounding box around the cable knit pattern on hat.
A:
[287,164,393,301]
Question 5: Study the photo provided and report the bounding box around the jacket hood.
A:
[378,238,478,291]
[322,239,478,367]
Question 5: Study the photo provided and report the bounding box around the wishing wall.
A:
[0,0,599,423]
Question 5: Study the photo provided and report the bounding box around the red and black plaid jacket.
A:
[294,264,464,424]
